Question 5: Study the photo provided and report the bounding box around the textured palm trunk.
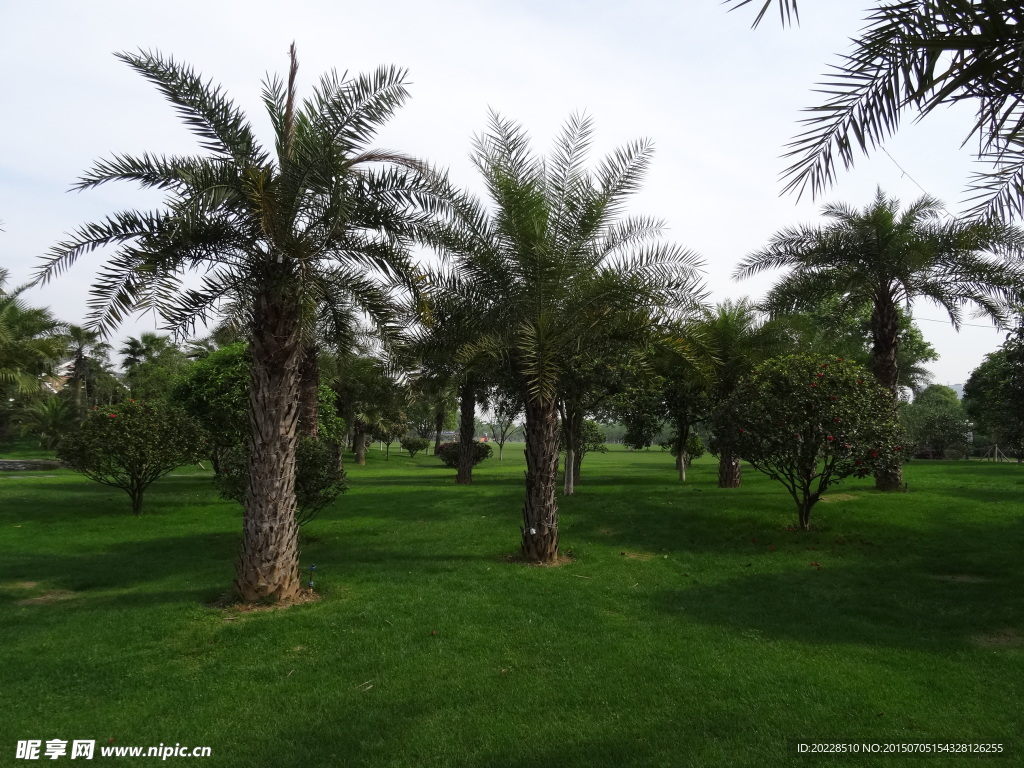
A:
[870,300,904,492]
[297,342,319,438]
[522,396,560,562]
[234,291,302,603]
[456,379,475,484]
[718,451,741,488]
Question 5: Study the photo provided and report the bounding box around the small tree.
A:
[560,419,608,482]
[57,400,205,514]
[400,436,430,458]
[713,355,904,530]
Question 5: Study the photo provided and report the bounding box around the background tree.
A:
[901,384,971,459]
[120,333,189,401]
[713,354,905,529]
[735,189,1023,490]
[62,325,118,418]
[0,269,66,440]
[486,387,523,461]
[963,326,1024,460]
[36,48,432,602]
[57,400,205,515]
[430,112,706,562]
[701,299,792,488]
[730,1,1024,220]
[17,396,77,450]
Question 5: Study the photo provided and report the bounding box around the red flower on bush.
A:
[109,414,116,418]
[816,373,824,377]
[833,418,839,422]
[871,450,878,458]
[827,435,834,441]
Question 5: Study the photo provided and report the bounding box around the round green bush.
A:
[436,440,493,468]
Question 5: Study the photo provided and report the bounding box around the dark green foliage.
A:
[214,437,347,526]
[170,343,249,457]
[902,385,971,459]
[56,399,205,514]
[664,433,706,467]
[713,354,904,528]
[963,327,1024,459]
[436,440,492,469]
[17,396,77,450]
[560,419,608,460]
[400,436,430,458]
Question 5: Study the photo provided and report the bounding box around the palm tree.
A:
[119,332,172,371]
[35,47,432,602]
[0,269,65,395]
[701,299,791,488]
[730,1,1024,219]
[62,325,114,417]
[735,189,1024,489]
[430,112,706,562]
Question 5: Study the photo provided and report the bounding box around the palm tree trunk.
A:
[456,378,475,484]
[297,342,319,438]
[870,300,904,491]
[718,451,741,488]
[522,396,559,562]
[234,291,302,603]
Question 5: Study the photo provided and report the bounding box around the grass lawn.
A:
[1,441,1022,766]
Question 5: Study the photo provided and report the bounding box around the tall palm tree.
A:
[35,46,432,601]
[63,325,114,417]
[701,299,791,488]
[735,188,1024,489]
[730,1,1024,219]
[430,112,706,562]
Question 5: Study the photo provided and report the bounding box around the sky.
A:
[0,0,1011,385]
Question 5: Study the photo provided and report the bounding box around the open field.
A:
[1,444,1022,766]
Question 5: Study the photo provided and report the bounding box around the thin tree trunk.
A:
[870,300,904,491]
[563,446,575,495]
[522,396,560,562]
[130,485,144,516]
[456,378,475,484]
[354,423,367,466]
[434,408,445,455]
[572,449,582,486]
[677,452,686,482]
[297,342,319,438]
[718,451,741,488]
[234,291,302,603]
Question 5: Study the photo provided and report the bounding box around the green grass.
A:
[1,443,1022,767]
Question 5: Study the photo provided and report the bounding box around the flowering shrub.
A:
[712,355,904,529]
[56,400,206,515]
[436,440,492,469]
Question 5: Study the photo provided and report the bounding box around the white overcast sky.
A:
[0,0,1010,385]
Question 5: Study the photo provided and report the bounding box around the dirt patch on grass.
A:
[15,590,75,605]
[596,527,618,536]
[500,551,576,567]
[931,574,990,583]
[619,550,655,561]
[209,588,322,614]
[0,581,40,590]
[974,629,1022,648]
[820,493,859,503]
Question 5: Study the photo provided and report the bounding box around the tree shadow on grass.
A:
[0,532,238,597]
[649,523,1024,652]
